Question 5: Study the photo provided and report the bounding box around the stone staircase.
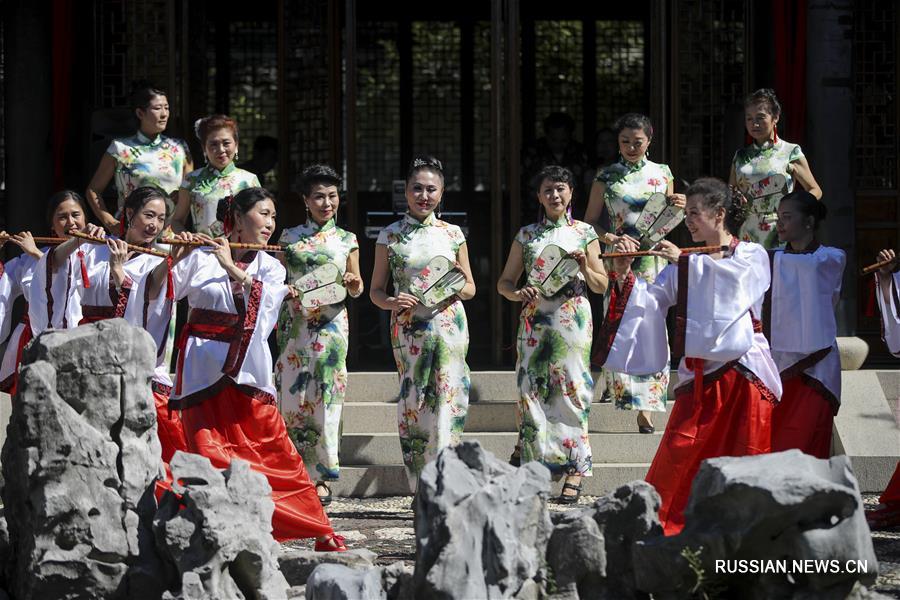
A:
[330,371,671,497]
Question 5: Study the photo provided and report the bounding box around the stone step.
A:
[329,463,652,497]
[343,371,680,403]
[338,432,662,466]
[341,401,671,434]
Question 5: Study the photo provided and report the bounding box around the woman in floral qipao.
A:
[275,165,363,506]
[86,83,192,233]
[498,165,608,504]
[584,113,685,433]
[370,155,476,487]
[729,88,822,248]
[172,114,260,236]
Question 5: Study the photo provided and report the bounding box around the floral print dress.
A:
[275,218,358,482]
[596,158,671,412]
[106,131,191,212]
[515,216,598,476]
[180,162,260,236]
[732,139,804,248]
[376,213,470,484]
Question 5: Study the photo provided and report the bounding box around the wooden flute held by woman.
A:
[862,255,898,276]
[158,237,283,252]
[600,244,729,260]
[68,230,168,258]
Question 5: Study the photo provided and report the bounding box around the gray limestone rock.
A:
[634,450,879,600]
[547,481,662,599]
[305,563,386,600]
[381,561,414,600]
[413,441,553,599]
[278,547,377,586]
[1,320,164,600]
[154,451,289,600]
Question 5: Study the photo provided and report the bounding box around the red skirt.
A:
[645,367,773,536]
[771,376,833,459]
[881,463,900,506]
[154,388,188,464]
[179,382,333,541]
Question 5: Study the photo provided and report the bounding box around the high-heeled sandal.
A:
[314,533,347,552]
[316,481,333,506]
[556,473,583,505]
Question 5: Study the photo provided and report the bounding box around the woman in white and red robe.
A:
[2,191,91,395]
[45,187,188,467]
[597,177,780,535]
[763,190,844,458]
[868,247,900,529]
[146,186,345,549]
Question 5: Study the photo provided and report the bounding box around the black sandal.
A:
[556,478,583,505]
[316,481,333,506]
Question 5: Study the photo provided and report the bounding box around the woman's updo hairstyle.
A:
[779,189,827,229]
[744,88,782,119]
[613,113,653,138]
[130,81,167,111]
[122,186,169,227]
[685,177,748,236]
[531,165,576,195]
[406,155,444,185]
[300,164,341,198]
[46,190,88,227]
[194,114,240,145]
[216,187,276,235]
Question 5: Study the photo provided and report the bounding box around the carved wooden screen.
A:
[853,1,898,350]
[673,0,747,181]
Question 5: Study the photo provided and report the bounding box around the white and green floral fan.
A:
[294,263,346,308]
[527,244,580,296]
[636,192,684,248]
[745,173,788,214]
[410,256,467,308]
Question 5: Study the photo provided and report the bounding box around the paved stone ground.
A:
[283,493,900,598]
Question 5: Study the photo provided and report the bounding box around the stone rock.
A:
[547,481,662,599]
[305,564,386,600]
[837,337,869,371]
[634,451,879,600]
[546,515,605,597]
[154,452,289,599]
[381,561,414,600]
[413,441,553,599]
[1,320,164,600]
[278,547,377,586]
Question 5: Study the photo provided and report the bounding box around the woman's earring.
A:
[233,152,239,163]
[436,202,442,219]
[305,205,311,220]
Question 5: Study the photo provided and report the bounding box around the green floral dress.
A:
[732,139,804,248]
[106,131,191,211]
[180,162,260,236]
[376,213,470,484]
[275,218,358,481]
[515,216,598,476]
[596,158,670,413]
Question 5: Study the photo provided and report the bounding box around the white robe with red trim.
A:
[164,249,289,403]
[767,246,844,408]
[601,241,781,400]
[0,255,38,386]
[876,270,900,357]
[27,239,113,334]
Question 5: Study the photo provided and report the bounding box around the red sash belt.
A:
[15,307,32,370]
[684,317,763,404]
[174,279,262,397]
[79,304,116,324]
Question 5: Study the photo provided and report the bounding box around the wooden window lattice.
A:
[852,1,897,191]
[676,0,746,181]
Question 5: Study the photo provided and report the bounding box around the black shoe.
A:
[638,424,655,434]
[556,480,583,505]
[316,482,333,506]
[509,449,521,467]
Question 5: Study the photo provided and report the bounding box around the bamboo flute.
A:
[158,238,283,252]
[600,244,729,259]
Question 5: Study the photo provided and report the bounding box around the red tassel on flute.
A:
[166,255,175,301]
[77,250,90,288]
